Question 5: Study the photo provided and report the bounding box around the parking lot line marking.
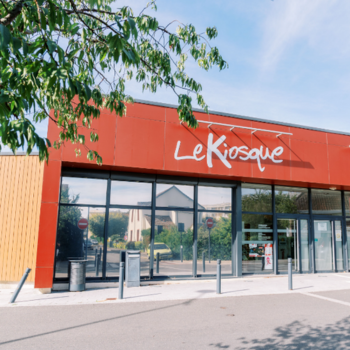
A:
[300,292,350,307]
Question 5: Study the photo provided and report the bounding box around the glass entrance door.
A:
[313,219,344,272]
[277,219,299,273]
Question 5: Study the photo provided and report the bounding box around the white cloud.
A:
[259,0,350,72]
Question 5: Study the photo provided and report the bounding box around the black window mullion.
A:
[272,185,278,274]
[149,182,157,279]
[309,188,315,273]
[341,191,348,271]
[193,185,198,277]
[102,178,112,279]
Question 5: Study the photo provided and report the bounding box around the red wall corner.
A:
[34,160,62,289]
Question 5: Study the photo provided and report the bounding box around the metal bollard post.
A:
[216,259,221,294]
[156,252,160,273]
[288,257,293,290]
[180,246,183,262]
[118,262,124,299]
[202,251,206,273]
[94,249,97,267]
[9,268,31,304]
[95,253,100,276]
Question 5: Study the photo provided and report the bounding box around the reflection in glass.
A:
[156,184,194,208]
[198,187,231,211]
[242,214,273,274]
[197,213,232,275]
[60,177,107,205]
[300,220,309,272]
[311,189,342,216]
[277,219,298,272]
[54,206,105,279]
[110,181,152,206]
[314,220,333,271]
[335,221,343,271]
[347,220,350,271]
[345,192,350,216]
[275,186,309,214]
[153,210,193,276]
[242,184,272,213]
[106,208,149,277]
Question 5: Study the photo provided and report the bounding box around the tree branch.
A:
[0,0,25,26]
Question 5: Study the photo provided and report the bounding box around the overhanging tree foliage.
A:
[0,0,227,163]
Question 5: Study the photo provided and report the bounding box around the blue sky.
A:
[130,0,350,132]
[5,0,350,151]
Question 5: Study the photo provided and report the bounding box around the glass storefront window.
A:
[242,214,273,274]
[110,181,152,206]
[107,208,150,277]
[311,189,342,216]
[275,186,309,214]
[156,184,194,208]
[242,184,272,213]
[154,209,193,276]
[55,206,105,279]
[198,187,231,211]
[60,177,107,205]
[197,212,232,275]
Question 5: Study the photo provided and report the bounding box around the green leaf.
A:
[0,24,11,50]
[22,40,28,55]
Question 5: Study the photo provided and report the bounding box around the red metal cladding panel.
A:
[36,202,59,268]
[328,143,350,187]
[41,160,61,203]
[114,114,165,169]
[61,111,117,165]
[34,267,54,289]
[46,113,62,161]
[290,137,330,185]
[126,102,166,121]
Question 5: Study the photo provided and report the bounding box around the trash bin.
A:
[125,250,141,287]
[69,260,87,292]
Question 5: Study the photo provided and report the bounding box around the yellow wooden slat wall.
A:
[0,156,44,282]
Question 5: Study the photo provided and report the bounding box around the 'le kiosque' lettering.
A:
[174,133,283,172]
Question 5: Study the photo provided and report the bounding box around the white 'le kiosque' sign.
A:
[174,133,283,172]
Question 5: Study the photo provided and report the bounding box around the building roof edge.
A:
[133,98,350,137]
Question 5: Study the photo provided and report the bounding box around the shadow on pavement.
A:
[0,298,197,347]
[235,317,350,349]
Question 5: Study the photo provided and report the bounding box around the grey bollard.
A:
[202,251,206,273]
[156,252,160,273]
[288,257,293,290]
[95,253,100,276]
[94,249,98,267]
[180,246,183,262]
[216,259,221,294]
[118,262,124,299]
[9,268,31,304]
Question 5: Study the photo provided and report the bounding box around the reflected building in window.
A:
[127,186,204,242]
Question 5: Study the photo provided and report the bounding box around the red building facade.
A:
[35,100,350,289]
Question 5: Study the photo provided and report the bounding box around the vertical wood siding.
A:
[0,156,44,282]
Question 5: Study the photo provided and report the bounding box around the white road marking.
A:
[300,292,350,307]
[333,274,350,279]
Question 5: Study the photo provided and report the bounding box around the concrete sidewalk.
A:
[1,273,350,307]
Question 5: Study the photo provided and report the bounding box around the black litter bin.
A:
[69,260,87,292]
